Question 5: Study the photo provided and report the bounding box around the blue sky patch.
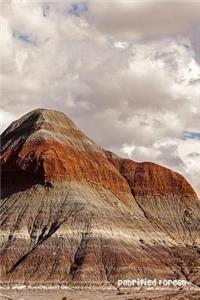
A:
[68,2,88,17]
[183,131,200,140]
[13,32,37,45]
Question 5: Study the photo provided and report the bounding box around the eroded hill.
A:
[0,109,200,287]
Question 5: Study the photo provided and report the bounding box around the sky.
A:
[0,0,200,195]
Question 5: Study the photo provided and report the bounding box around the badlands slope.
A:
[0,109,200,287]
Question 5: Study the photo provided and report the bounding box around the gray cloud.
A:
[88,0,200,39]
[187,152,200,158]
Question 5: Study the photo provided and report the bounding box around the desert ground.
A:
[0,288,200,300]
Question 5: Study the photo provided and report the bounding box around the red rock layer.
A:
[105,152,197,198]
[1,138,133,205]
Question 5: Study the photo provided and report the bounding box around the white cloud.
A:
[0,110,17,131]
[178,139,200,194]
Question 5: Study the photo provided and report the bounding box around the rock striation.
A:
[0,109,200,287]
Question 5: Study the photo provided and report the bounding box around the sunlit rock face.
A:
[1,109,200,287]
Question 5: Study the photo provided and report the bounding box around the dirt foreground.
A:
[0,287,200,300]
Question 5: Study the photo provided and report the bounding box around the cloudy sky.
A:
[0,0,200,195]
